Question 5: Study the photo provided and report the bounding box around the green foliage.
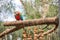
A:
[46,4,58,17]
[0,22,5,33]
[35,0,41,6]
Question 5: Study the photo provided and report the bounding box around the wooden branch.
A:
[3,17,58,26]
[38,24,58,37]
[0,17,58,37]
[0,27,23,37]
[43,24,58,35]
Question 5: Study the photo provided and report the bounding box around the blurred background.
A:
[0,0,59,40]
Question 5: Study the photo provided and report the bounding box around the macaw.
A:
[15,11,23,21]
[14,11,26,30]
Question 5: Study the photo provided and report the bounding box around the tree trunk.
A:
[57,0,60,37]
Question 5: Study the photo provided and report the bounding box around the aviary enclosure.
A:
[0,0,59,40]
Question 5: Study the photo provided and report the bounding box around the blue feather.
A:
[20,15,23,20]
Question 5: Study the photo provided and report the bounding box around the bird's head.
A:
[14,11,21,15]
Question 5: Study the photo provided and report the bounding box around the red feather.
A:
[15,15,20,20]
[15,12,21,20]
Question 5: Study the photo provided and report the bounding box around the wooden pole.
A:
[0,17,58,37]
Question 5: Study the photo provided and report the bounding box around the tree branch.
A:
[0,17,58,37]
[3,17,58,26]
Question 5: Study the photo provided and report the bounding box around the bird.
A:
[14,11,26,30]
[14,11,23,21]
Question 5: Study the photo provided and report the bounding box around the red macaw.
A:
[14,11,25,29]
[15,11,23,21]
